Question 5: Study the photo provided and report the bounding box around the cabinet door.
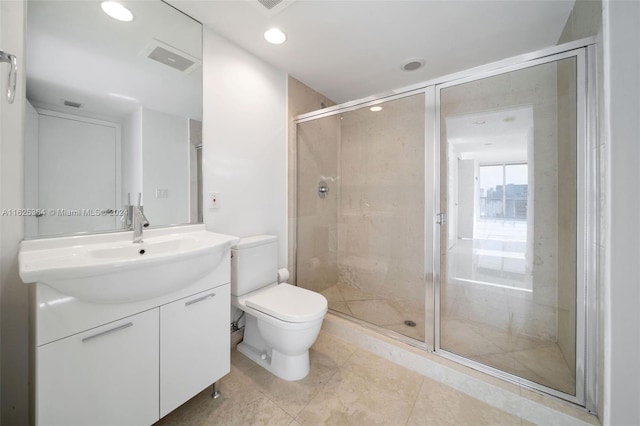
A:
[160,284,230,417]
[37,310,159,426]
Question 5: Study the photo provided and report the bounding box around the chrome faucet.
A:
[132,193,149,244]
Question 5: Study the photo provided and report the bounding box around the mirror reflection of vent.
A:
[63,100,82,108]
[248,0,296,17]
[258,0,283,10]
[140,39,201,74]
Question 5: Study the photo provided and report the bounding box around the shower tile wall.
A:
[336,94,426,334]
[288,77,336,286]
[294,112,339,293]
[294,93,427,341]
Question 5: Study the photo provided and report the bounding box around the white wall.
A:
[202,28,287,266]
[24,101,38,237]
[603,0,640,424]
[457,159,475,239]
[0,1,28,424]
[142,108,190,226]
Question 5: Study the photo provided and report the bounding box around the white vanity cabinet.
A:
[21,226,238,425]
[37,310,160,426]
[160,284,230,417]
[35,282,230,425]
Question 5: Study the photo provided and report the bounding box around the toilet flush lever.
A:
[317,180,329,199]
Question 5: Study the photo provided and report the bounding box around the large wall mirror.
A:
[24,0,203,239]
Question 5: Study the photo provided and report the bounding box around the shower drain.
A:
[404,320,417,327]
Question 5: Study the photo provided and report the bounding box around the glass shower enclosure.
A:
[295,93,428,342]
[293,43,596,408]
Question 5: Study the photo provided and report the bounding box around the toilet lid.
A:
[245,284,327,323]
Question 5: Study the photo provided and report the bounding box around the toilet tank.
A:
[231,235,279,297]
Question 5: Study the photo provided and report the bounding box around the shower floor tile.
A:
[321,283,426,341]
[442,318,576,395]
[321,283,575,395]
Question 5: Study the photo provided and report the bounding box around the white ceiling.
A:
[26,0,202,121]
[171,0,575,104]
[446,106,532,163]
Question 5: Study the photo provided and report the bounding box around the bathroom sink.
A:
[19,225,239,304]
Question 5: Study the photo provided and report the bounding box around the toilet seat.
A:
[244,283,327,323]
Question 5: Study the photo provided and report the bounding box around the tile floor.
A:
[157,331,542,425]
[319,281,574,395]
[320,284,426,342]
[441,319,575,395]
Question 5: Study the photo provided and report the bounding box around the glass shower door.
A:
[438,53,584,398]
[296,93,427,343]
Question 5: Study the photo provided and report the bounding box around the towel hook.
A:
[0,50,17,104]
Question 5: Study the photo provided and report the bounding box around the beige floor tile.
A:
[311,331,358,367]
[201,397,294,426]
[511,346,576,395]
[231,347,259,373]
[240,344,342,418]
[320,285,344,302]
[469,321,556,353]
[387,321,425,341]
[441,319,505,357]
[406,377,522,426]
[156,365,276,426]
[329,300,353,316]
[344,349,423,402]
[295,367,418,426]
[336,283,380,301]
[347,299,404,326]
[519,388,599,425]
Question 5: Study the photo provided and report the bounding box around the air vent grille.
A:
[258,0,283,10]
[247,0,296,17]
[63,100,82,108]
[148,46,194,72]
[139,39,201,74]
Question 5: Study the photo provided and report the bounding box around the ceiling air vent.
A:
[258,0,283,10]
[63,100,82,108]
[248,0,296,17]
[140,39,201,74]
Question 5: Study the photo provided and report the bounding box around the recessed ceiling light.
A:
[370,106,383,112]
[264,28,287,44]
[101,1,133,22]
[474,120,486,125]
[401,58,425,72]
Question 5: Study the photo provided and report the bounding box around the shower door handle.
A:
[0,50,17,104]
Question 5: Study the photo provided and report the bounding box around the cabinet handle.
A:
[82,322,133,343]
[185,293,215,307]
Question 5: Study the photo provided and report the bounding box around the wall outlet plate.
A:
[209,192,220,209]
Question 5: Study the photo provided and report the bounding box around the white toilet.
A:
[231,235,327,381]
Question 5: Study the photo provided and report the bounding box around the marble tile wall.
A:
[440,61,567,345]
[287,77,336,287]
[337,94,426,314]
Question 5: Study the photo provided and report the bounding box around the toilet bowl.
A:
[231,236,327,381]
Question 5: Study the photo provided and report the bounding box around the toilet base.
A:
[237,341,310,381]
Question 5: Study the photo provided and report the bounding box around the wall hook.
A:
[0,50,17,104]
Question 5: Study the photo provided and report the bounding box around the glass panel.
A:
[440,57,577,395]
[296,93,426,341]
